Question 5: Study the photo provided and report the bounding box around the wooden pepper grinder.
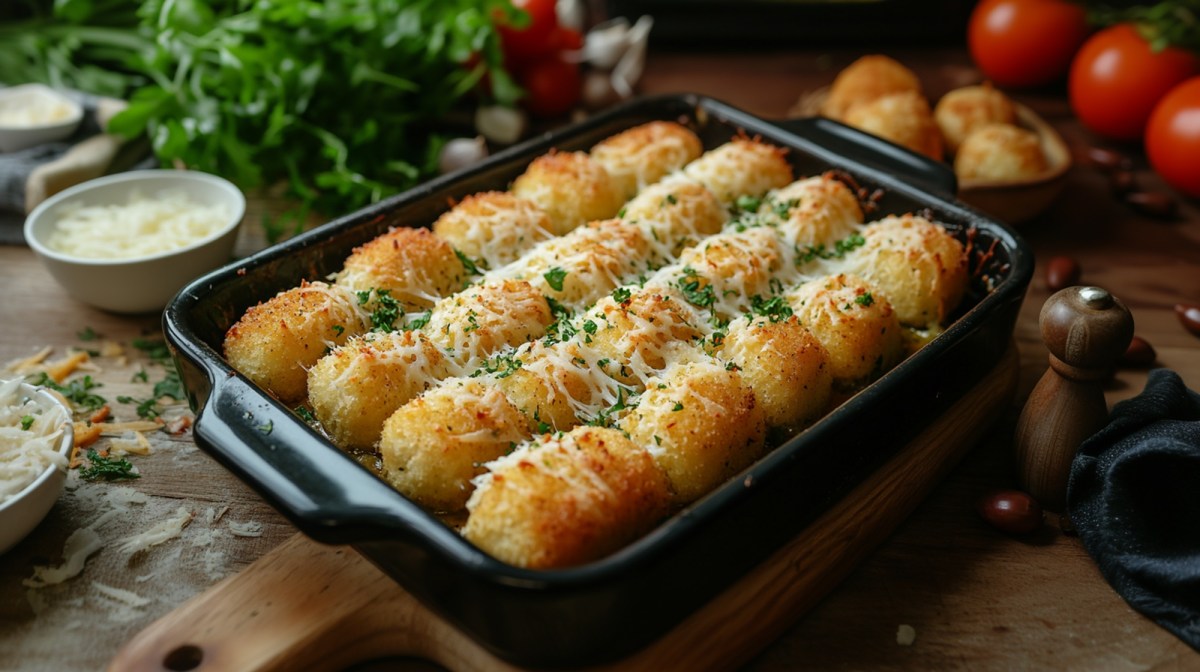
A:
[1015,286,1134,512]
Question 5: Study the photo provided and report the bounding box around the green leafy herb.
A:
[77,326,101,341]
[20,415,35,431]
[131,369,148,383]
[471,353,523,379]
[797,233,867,264]
[734,194,762,214]
[612,287,632,304]
[0,1,524,241]
[455,249,482,276]
[27,372,106,412]
[676,267,716,308]
[672,401,685,412]
[131,338,172,366]
[154,369,186,402]
[294,406,317,423]
[749,295,794,323]
[332,324,345,336]
[358,289,404,332]
[117,395,160,420]
[404,311,433,331]
[79,450,140,482]
[542,297,576,344]
[582,320,598,335]
[662,193,678,206]
[543,267,568,292]
[855,292,875,307]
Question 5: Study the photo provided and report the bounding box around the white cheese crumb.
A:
[227,520,263,537]
[896,624,917,646]
[92,581,151,607]
[117,506,192,556]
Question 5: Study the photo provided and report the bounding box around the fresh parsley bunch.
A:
[1,0,522,241]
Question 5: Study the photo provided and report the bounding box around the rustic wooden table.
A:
[2,47,1199,671]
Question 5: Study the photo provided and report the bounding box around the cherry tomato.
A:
[1069,24,1199,141]
[496,0,560,67]
[519,56,581,118]
[1146,77,1200,197]
[968,0,1089,88]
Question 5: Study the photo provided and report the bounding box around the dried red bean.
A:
[978,490,1044,535]
[1045,256,1081,292]
[1125,191,1178,219]
[1120,335,1157,367]
[1176,303,1200,337]
[1084,146,1131,172]
[1108,170,1136,195]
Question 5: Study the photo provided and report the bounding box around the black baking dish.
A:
[164,94,1033,669]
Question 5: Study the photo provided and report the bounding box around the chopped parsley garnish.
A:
[676,267,716,308]
[471,353,523,379]
[154,369,186,402]
[77,326,101,341]
[118,395,160,420]
[612,287,632,304]
[725,361,741,371]
[79,450,139,481]
[773,198,799,219]
[797,233,867,264]
[671,401,684,412]
[294,406,317,423]
[132,338,172,366]
[662,193,677,206]
[617,207,627,218]
[332,324,345,336]
[404,310,432,331]
[131,369,148,383]
[543,267,568,292]
[734,194,762,214]
[358,288,404,332]
[587,386,637,428]
[20,415,34,431]
[542,297,576,344]
[855,292,875,307]
[455,248,482,276]
[583,320,598,335]
[463,310,481,333]
[27,372,106,412]
[749,294,794,323]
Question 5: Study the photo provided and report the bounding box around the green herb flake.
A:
[672,401,684,412]
[27,373,106,412]
[612,287,632,304]
[294,406,317,423]
[676,267,716,308]
[543,267,568,292]
[117,395,160,420]
[131,369,148,383]
[855,292,875,307]
[749,294,794,323]
[332,324,345,336]
[20,415,34,431]
[734,194,762,214]
[404,311,433,331]
[77,326,101,342]
[583,320,598,335]
[79,450,139,482]
[455,249,482,276]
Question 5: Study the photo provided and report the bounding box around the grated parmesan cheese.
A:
[47,189,233,260]
[0,377,70,502]
[117,506,192,556]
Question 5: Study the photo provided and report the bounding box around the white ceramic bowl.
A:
[0,380,74,555]
[24,169,246,314]
[0,84,84,152]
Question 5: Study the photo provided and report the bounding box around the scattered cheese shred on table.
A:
[227,520,263,537]
[117,506,192,555]
[23,527,103,588]
[92,581,151,607]
[4,346,52,374]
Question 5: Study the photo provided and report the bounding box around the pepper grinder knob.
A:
[1014,286,1134,512]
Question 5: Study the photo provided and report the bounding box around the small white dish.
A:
[24,169,247,314]
[0,380,74,555]
[0,84,84,153]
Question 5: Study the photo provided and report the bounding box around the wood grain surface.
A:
[2,46,1200,671]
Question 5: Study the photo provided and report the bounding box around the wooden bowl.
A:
[956,103,1071,226]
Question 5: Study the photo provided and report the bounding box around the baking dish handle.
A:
[192,373,441,545]
[771,116,958,199]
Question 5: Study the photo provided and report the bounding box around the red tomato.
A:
[1146,77,1200,197]
[1069,24,1199,141]
[496,0,560,67]
[968,0,1089,88]
[519,56,581,118]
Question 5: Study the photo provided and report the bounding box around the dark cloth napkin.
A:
[1068,368,1200,650]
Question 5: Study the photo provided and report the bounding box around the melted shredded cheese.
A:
[47,189,234,260]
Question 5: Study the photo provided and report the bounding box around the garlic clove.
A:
[581,18,631,69]
[556,0,586,33]
[439,136,489,175]
[474,105,527,145]
[611,16,653,99]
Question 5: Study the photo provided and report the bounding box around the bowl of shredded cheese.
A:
[0,84,84,152]
[24,169,246,313]
[0,378,73,554]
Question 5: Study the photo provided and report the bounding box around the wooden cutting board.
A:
[111,345,1018,672]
